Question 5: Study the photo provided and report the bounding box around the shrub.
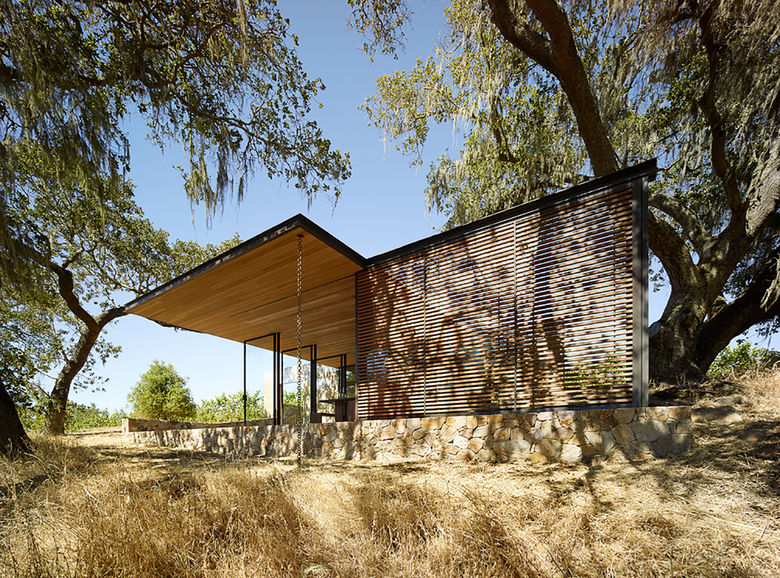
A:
[18,401,126,432]
[66,402,126,431]
[195,391,265,422]
[128,361,196,421]
[708,340,780,378]
[562,356,624,389]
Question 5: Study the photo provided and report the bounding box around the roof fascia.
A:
[125,214,367,313]
[367,159,658,268]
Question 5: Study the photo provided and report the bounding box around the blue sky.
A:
[69,1,774,412]
[72,1,454,410]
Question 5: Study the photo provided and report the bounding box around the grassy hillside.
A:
[1,370,778,577]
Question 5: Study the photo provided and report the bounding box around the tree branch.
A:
[696,3,742,213]
[489,99,520,163]
[61,251,82,269]
[486,0,557,75]
[96,306,126,327]
[48,261,98,332]
[746,138,780,238]
[47,304,126,434]
[648,210,701,292]
[649,192,712,254]
[697,250,780,369]
[488,0,618,177]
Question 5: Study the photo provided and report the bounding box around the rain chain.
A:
[296,234,304,466]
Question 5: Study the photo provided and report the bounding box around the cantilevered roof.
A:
[127,161,658,368]
[125,215,366,365]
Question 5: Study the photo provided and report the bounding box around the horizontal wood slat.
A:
[357,185,636,420]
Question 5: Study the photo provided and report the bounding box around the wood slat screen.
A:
[357,185,636,420]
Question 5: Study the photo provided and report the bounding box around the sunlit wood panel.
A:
[127,218,364,365]
[357,183,638,420]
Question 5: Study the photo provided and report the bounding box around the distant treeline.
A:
[19,391,267,433]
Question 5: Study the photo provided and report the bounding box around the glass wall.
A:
[245,334,278,423]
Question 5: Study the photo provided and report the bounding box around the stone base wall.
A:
[122,417,272,433]
[129,406,692,463]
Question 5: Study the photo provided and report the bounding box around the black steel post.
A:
[422,254,427,415]
[336,354,342,421]
[243,341,247,426]
[274,333,281,426]
[354,272,359,416]
[513,219,518,412]
[243,332,282,425]
[631,177,650,407]
[339,354,346,397]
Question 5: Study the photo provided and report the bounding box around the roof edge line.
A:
[125,214,366,313]
[295,214,368,268]
[366,159,657,267]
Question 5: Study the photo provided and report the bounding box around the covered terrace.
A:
[125,215,366,425]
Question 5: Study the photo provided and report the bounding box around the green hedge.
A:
[195,391,265,422]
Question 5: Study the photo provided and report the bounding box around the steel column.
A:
[631,177,650,407]
[243,341,247,426]
[243,332,282,426]
[310,345,318,418]
[274,333,282,426]
[354,272,359,416]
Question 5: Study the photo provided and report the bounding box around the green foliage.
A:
[283,391,301,407]
[360,0,592,227]
[0,285,59,405]
[128,361,196,422]
[4,174,167,385]
[195,391,265,423]
[348,0,413,59]
[18,401,126,432]
[361,0,779,246]
[0,167,242,427]
[1,0,350,259]
[170,234,244,278]
[562,356,625,390]
[64,403,126,432]
[708,341,780,379]
[281,390,304,425]
[1,0,348,438]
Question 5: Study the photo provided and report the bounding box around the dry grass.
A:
[2,371,779,577]
[739,368,780,420]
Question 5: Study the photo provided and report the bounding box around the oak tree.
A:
[1,162,241,438]
[128,361,196,422]
[1,1,349,450]
[352,0,780,382]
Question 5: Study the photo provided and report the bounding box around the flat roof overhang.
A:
[125,215,366,365]
[127,161,658,371]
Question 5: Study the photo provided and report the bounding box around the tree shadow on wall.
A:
[522,194,633,410]
[359,190,635,418]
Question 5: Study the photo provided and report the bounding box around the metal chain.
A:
[296,234,303,466]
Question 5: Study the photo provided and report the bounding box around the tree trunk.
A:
[43,254,128,435]
[650,254,780,383]
[488,0,619,176]
[45,328,100,434]
[649,317,706,383]
[694,256,780,372]
[485,1,780,387]
[45,307,125,435]
[0,380,31,456]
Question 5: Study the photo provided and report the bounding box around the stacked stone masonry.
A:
[122,417,272,433]
[129,406,692,463]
